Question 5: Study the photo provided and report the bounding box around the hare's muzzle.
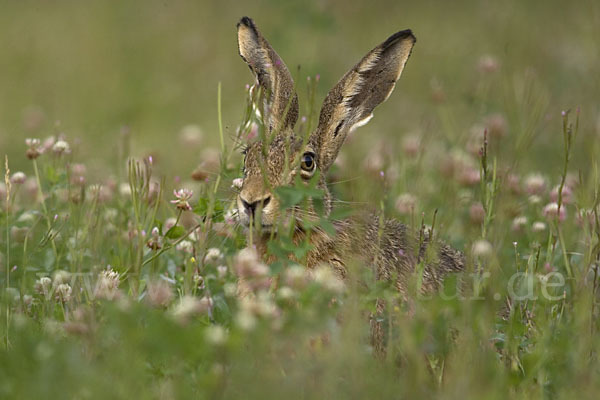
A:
[237,192,274,228]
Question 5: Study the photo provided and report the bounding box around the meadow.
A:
[1,0,600,398]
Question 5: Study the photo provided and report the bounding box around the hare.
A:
[235,17,465,309]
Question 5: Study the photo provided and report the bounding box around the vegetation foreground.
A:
[1,83,599,399]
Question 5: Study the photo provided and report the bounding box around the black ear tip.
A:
[238,16,256,30]
[400,29,416,42]
[383,29,416,49]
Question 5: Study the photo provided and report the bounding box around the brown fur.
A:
[235,17,465,354]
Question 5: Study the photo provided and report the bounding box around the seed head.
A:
[25,138,42,160]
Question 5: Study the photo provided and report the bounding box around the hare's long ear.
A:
[237,17,299,132]
[310,29,416,172]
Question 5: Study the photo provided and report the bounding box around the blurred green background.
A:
[0,0,598,181]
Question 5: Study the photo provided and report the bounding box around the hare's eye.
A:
[300,152,316,176]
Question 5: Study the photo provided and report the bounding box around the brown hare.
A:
[235,17,465,347]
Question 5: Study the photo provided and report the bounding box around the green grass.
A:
[2,0,600,398]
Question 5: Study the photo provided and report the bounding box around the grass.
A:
[1,0,600,398]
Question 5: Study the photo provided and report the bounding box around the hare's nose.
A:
[241,195,271,218]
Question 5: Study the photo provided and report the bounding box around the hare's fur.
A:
[235,17,464,301]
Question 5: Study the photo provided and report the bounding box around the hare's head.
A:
[236,17,415,230]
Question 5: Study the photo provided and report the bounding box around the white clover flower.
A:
[164,217,178,232]
[528,195,542,205]
[277,286,295,300]
[511,216,528,232]
[94,269,121,300]
[549,184,573,204]
[42,136,56,152]
[542,202,566,222]
[472,239,493,257]
[231,178,243,189]
[170,188,193,211]
[469,202,486,224]
[224,209,237,225]
[52,270,71,285]
[234,247,269,278]
[223,282,237,297]
[146,279,173,307]
[401,134,421,158]
[179,124,203,147]
[25,138,42,159]
[55,283,72,302]
[52,140,70,155]
[532,221,547,232]
[119,182,132,197]
[172,295,212,323]
[22,294,33,307]
[192,274,205,289]
[242,292,279,318]
[10,172,27,184]
[34,277,52,297]
[312,266,345,293]
[146,227,162,250]
[176,240,194,254]
[205,325,227,345]
[217,265,228,279]
[204,247,223,263]
[236,309,257,331]
[524,173,546,195]
[477,55,499,73]
[284,265,309,290]
[395,193,417,215]
[25,138,40,147]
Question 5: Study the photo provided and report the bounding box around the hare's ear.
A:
[311,29,416,172]
[237,17,299,132]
